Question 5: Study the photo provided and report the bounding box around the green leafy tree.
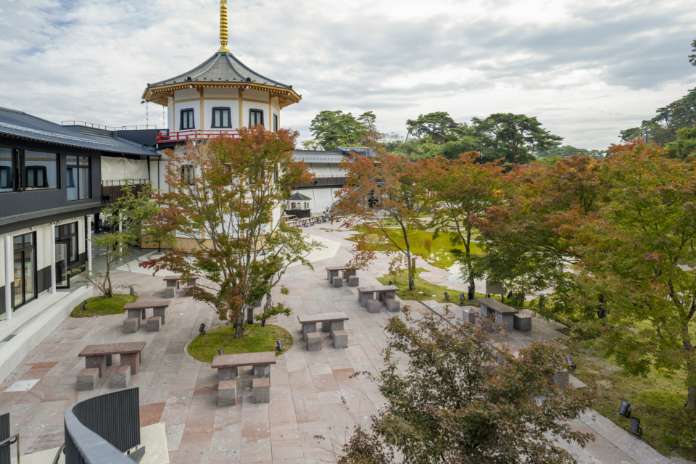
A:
[690,39,696,66]
[472,113,562,164]
[143,128,314,338]
[406,112,468,144]
[309,110,369,150]
[537,145,603,159]
[573,142,696,409]
[89,185,158,297]
[620,88,696,145]
[666,127,696,160]
[339,312,592,464]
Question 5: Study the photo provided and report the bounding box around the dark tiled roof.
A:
[147,52,293,90]
[289,192,311,201]
[0,107,157,157]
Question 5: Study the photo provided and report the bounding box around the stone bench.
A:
[366,299,383,314]
[77,368,99,391]
[218,380,237,406]
[122,317,139,334]
[347,275,359,287]
[253,377,270,403]
[145,316,162,332]
[385,298,400,313]
[331,330,348,349]
[306,332,322,351]
[109,365,131,389]
[514,312,533,332]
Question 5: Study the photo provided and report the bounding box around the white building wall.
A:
[203,99,240,130]
[101,156,149,183]
[296,188,341,214]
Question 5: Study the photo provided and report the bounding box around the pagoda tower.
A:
[142,0,301,145]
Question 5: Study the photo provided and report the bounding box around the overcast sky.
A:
[0,0,694,149]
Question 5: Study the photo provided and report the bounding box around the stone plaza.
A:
[0,225,684,464]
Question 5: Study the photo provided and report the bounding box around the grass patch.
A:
[187,324,293,363]
[572,342,696,459]
[378,269,482,304]
[350,227,484,269]
[70,294,136,318]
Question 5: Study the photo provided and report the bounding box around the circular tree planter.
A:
[187,324,293,363]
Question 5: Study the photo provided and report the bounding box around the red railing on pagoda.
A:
[156,129,240,144]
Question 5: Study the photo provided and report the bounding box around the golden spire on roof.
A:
[219,0,230,52]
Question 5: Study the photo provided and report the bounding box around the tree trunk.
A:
[246,305,255,325]
[407,253,415,291]
[686,351,696,409]
[235,312,245,338]
[467,277,475,301]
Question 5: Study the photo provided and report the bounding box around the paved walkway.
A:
[0,224,687,464]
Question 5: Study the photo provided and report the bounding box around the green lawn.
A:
[378,269,483,304]
[70,294,137,318]
[187,324,293,363]
[350,227,484,269]
[572,341,696,459]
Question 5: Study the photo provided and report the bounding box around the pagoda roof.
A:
[143,51,301,107]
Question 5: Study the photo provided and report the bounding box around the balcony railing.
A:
[64,388,141,464]
[156,129,240,144]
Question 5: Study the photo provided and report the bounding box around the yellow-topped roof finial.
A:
[219,0,230,52]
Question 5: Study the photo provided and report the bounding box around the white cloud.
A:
[0,0,694,149]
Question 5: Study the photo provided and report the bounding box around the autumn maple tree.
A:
[423,153,502,300]
[335,152,428,291]
[572,142,696,409]
[143,127,313,338]
[479,155,603,306]
[339,311,592,463]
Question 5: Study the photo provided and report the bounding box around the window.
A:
[24,151,58,189]
[67,155,91,201]
[0,148,59,192]
[0,148,12,192]
[181,165,195,185]
[273,114,279,132]
[212,107,232,128]
[56,222,79,264]
[180,109,195,130]
[249,109,264,127]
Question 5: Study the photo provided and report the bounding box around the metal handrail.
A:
[156,129,240,144]
[0,434,20,464]
[64,388,141,464]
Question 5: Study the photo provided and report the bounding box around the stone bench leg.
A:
[153,307,166,325]
[330,321,344,331]
[218,380,237,406]
[85,355,107,378]
[127,308,143,321]
[301,322,317,339]
[77,368,99,391]
[110,366,131,389]
[120,352,141,375]
[252,378,270,404]
[253,364,270,378]
[218,366,239,381]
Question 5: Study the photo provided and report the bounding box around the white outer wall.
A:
[101,156,149,183]
[204,99,240,130]
[295,188,341,214]
[168,88,280,132]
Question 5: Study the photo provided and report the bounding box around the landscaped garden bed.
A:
[70,294,137,318]
[187,324,293,363]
